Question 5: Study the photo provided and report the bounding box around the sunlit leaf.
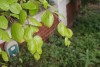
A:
[22,1,36,9]
[10,14,19,19]
[41,10,54,28]
[29,9,38,16]
[0,29,10,42]
[27,39,37,54]
[7,0,18,4]
[34,53,40,61]
[39,0,49,8]
[0,0,10,11]
[57,22,67,36]
[33,35,43,47]
[11,23,24,43]
[29,17,42,26]
[2,65,7,67]
[0,16,8,29]
[65,37,71,47]
[66,28,73,38]
[19,10,27,24]
[24,26,39,41]
[10,3,22,14]
[2,50,9,62]
[37,47,42,54]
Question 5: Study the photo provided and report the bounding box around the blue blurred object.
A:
[5,40,19,57]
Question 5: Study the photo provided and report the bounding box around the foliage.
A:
[0,0,73,65]
[0,9,100,67]
[36,10,100,67]
[57,22,73,46]
[70,0,100,6]
[81,0,100,6]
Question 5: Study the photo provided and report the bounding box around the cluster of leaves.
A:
[36,9,100,67]
[1,9,100,67]
[2,28,99,67]
[0,4,100,67]
[0,0,73,66]
[0,0,53,62]
[57,22,73,46]
[0,0,52,42]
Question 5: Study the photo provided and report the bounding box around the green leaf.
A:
[40,0,49,8]
[19,58,23,63]
[66,28,73,38]
[33,35,43,47]
[1,50,9,62]
[65,37,71,47]
[7,0,18,4]
[41,10,54,28]
[29,17,42,26]
[0,29,10,42]
[0,0,10,11]
[34,53,40,61]
[27,39,37,54]
[2,65,7,67]
[29,9,38,16]
[57,22,67,36]
[19,10,27,24]
[22,1,36,9]
[37,47,42,54]
[10,3,22,14]
[11,23,24,43]
[10,14,19,19]
[0,16,8,29]
[24,26,39,41]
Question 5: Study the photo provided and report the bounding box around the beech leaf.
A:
[65,37,71,47]
[19,10,27,24]
[24,26,39,41]
[0,16,8,29]
[7,0,18,4]
[40,0,49,8]
[57,22,67,36]
[11,23,24,43]
[33,35,43,47]
[22,1,36,9]
[66,28,73,38]
[0,0,10,11]
[10,14,19,19]
[29,17,42,27]
[2,50,9,62]
[37,47,42,55]
[41,10,54,28]
[27,39,37,54]
[29,9,38,16]
[0,29,10,42]
[10,3,22,14]
[34,53,40,61]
